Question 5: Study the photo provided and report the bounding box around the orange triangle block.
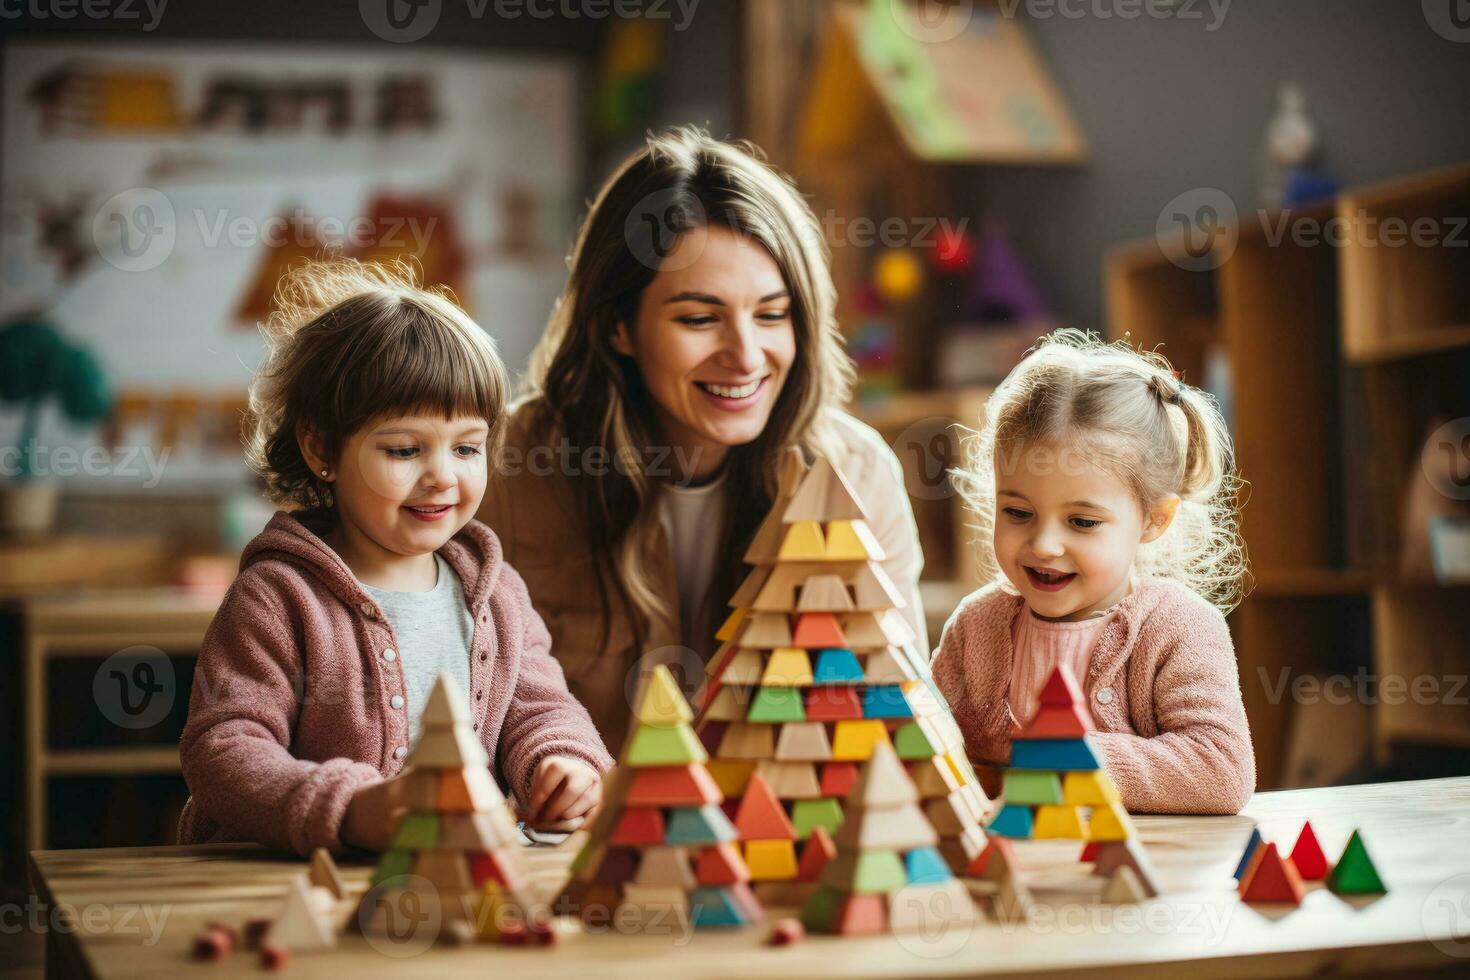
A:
[792,613,845,648]
[797,826,836,882]
[696,842,749,885]
[1038,666,1085,707]
[626,765,722,807]
[1239,842,1305,905]
[1022,702,1095,739]
[733,773,796,841]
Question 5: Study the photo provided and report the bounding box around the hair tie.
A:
[1150,375,1183,407]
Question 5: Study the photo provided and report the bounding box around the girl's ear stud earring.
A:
[321,469,329,478]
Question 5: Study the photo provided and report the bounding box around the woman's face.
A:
[613,225,797,483]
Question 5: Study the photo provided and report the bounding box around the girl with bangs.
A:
[178,259,612,855]
[479,128,928,752]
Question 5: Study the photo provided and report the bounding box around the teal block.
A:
[1010,738,1101,771]
[904,847,952,885]
[862,685,912,719]
[813,648,864,684]
[690,887,748,927]
[988,804,1034,838]
[665,804,737,845]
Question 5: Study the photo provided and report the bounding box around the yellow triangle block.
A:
[778,520,827,560]
[706,759,756,797]
[1086,800,1135,841]
[761,647,814,686]
[635,665,693,726]
[824,519,886,561]
[829,719,891,761]
[1033,805,1088,839]
[715,607,746,642]
[745,839,799,880]
[1063,770,1121,807]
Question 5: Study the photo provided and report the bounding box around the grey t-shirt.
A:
[360,553,474,744]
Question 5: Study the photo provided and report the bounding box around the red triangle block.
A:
[696,842,750,885]
[1289,822,1328,881]
[470,850,509,887]
[819,761,859,797]
[1021,702,1095,739]
[797,826,837,882]
[805,687,863,722]
[965,838,1017,878]
[734,773,796,840]
[610,808,665,846]
[1080,841,1103,862]
[792,613,845,648]
[626,765,722,807]
[1239,842,1305,905]
[1038,665,1085,707]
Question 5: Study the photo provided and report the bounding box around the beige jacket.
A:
[478,399,927,752]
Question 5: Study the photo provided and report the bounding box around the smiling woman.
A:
[478,128,928,752]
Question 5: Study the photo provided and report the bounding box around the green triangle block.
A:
[791,797,845,840]
[852,850,907,893]
[893,721,937,759]
[389,811,440,850]
[1327,830,1386,894]
[799,885,842,932]
[370,848,414,887]
[627,723,708,765]
[747,686,806,723]
[1002,770,1064,805]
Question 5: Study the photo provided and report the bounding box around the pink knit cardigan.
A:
[931,577,1255,814]
[177,511,614,855]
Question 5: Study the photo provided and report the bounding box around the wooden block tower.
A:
[696,450,989,900]
[985,664,1160,896]
[557,665,764,930]
[357,674,541,944]
[799,742,977,935]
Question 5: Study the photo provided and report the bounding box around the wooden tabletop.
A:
[27,777,1470,978]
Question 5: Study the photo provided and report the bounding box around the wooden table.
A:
[27,778,1470,978]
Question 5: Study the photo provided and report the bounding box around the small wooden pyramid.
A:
[1238,842,1306,905]
[698,450,989,892]
[799,743,977,935]
[357,674,539,944]
[557,665,764,930]
[1327,830,1386,896]
[264,874,338,951]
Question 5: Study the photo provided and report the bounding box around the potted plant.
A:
[0,314,112,537]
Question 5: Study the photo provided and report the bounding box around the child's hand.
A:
[523,756,601,831]
[342,775,407,852]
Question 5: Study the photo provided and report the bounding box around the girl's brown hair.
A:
[246,257,508,512]
[524,126,854,650]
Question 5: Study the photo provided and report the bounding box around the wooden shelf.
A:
[1345,322,1470,365]
[1250,568,1375,597]
[45,746,181,776]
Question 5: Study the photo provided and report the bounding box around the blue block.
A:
[1233,828,1263,881]
[1009,738,1101,771]
[988,804,1033,838]
[904,847,952,884]
[665,804,737,845]
[813,648,865,684]
[862,685,913,719]
[690,887,748,927]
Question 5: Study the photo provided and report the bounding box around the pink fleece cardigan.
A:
[931,577,1255,814]
[177,511,614,855]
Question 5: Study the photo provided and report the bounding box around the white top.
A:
[657,473,729,657]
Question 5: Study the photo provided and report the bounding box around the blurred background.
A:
[0,0,1467,874]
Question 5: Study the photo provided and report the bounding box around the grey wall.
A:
[979,0,1470,331]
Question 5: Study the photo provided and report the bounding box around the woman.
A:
[478,128,926,752]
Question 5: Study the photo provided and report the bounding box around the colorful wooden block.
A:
[1022,703,1095,739]
[862,685,914,719]
[774,721,833,761]
[696,842,749,885]
[611,808,665,846]
[805,686,864,721]
[819,761,860,797]
[792,613,846,648]
[904,847,952,885]
[1038,666,1085,707]
[745,840,799,880]
[1239,843,1306,905]
[635,667,695,726]
[665,805,738,845]
[1290,823,1329,881]
[1233,828,1264,881]
[734,774,797,840]
[1062,770,1121,807]
[1327,830,1386,895]
[790,798,845,840]
[748,686,807,723]
[812,648,865,684]
[893,721,938,759]
[824,519,885,561]
[1002,770,1064,805]
[762,647,814,686]
[988,804,1034,839]
[626,765,722,807]
[830,719,891,760]
[1033,805,1087,839]
[1010,738,1101,771]
[796,826,837,882]
[778,520,826,560]
[627,723,708,766]
[1086,801,1135,841]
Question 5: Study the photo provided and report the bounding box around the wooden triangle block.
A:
[798,574,855,612]
[1022,702,1094,739]
[702,684,755,721]
[720,649,765,685]
[819,761,859,797]
[626,765,721,807]
[965,838,1017,881]
[1102,865,1149,904]
[753,565,806,610]
[778,521,827,561]
[782,457,866,523]
[1239,842,1305,904]
[437,766,500,812]
[850,742,917,808]
[635,846,696,889]
[696,842,750,885]
[863,647,916,684]
[797,826,837,882]
[994,873,1033,925]
[851,562,907,610]
[824,519,886,561]
[756,760,822,799]
[834,802,937,850]
[410,722,489,769]
[733,774,796,840]
[627,723,707,766]
[792,613,846,648]
[1327,830,1386,895]
[717,722,775,760]
[736,612,793,648]
[730,565,771,607]
[1037,665,1085,707]
[839,611,888,648]
[1233,828,1263,881]
[774,721,833,761]
[422,673,470,727]
[308,848,345,900]
[1289,822,1329,881]
[1090,839,1161,897]
[265,875,337,950]
[636,665,694,727]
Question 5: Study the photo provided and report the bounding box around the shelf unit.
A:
[1106,163,1470,788]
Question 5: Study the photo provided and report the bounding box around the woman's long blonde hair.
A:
[955,329,1249,613]
[524,127,854,649]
